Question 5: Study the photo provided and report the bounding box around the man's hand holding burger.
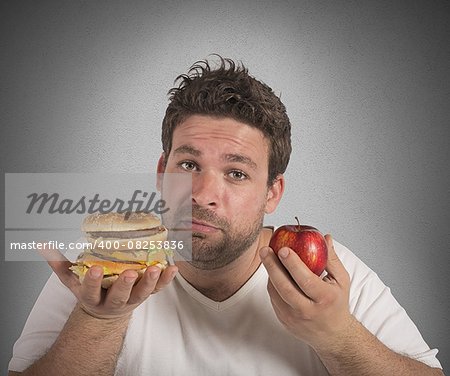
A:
[45,211,178,319]
[47,256,178,320]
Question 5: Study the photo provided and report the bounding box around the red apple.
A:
[269,217,328,276]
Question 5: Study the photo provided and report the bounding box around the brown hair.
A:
[161,56,292,185]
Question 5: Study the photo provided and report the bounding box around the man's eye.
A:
[229,170,248,181]
[179,161,198,171]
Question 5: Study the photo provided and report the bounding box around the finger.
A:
[260,246,310,307]
[104,270,138,308]
[128,266,161,304]
[39,247,81,291]
[127,266,161,304]
[37,243,68,262]
[276,246,326,302]
[267,279,290,312]
[260,246,292,282]
[128,269,159,304]
[128,265,177,304]
[152,265,178,291]
[79,266,104,306]
[324,235,349,285]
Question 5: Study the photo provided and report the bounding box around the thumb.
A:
[38,244,80,290]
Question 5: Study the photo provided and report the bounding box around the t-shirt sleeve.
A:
[334,240,442,369]
[8,272,77,372]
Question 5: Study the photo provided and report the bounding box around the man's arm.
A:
[260,235,444,376]
[9,254,178,376]
[314,315,444,375]
[9,304,130,376]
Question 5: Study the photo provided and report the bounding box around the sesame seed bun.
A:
[82,211,162,232]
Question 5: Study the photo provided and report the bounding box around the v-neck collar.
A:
[174,263,266,312]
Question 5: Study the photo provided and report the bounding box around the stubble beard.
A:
[186,204,266,270]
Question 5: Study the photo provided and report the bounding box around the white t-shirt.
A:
[9,240,442,374]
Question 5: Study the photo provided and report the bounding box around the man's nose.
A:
[192,171,221,208]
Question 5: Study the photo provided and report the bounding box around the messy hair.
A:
[161,56,292,185]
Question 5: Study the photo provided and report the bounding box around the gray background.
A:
[1,0,449,372]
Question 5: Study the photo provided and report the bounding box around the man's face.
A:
[160,115,283,270]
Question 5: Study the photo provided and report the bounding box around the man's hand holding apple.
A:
[259,233,354,353]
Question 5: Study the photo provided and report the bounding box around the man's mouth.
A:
[190,219,220,233]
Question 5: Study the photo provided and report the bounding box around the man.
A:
[9,57,443,375]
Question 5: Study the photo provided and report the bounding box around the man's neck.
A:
[175,227,273,302]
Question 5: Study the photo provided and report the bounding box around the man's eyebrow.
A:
[173,145,258,170]
[173,145,201,156]
[223,153,258,170]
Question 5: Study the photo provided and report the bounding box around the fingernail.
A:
[169,269,178,279]
[90,268,102,278]
[259,247,269,259]
[278,248,289,259]
[150,270,161,280]
[124,276,137,284]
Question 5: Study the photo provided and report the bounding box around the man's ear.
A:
[156,153,166,191]
[265,174,285,214]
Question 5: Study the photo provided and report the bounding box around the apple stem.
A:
[295,217,300,226]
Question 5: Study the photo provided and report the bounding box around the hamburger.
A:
[70,211,169,288]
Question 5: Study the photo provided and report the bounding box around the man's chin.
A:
[173,251,225,270]
[185,258,224,271]
[186,238,230,269]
